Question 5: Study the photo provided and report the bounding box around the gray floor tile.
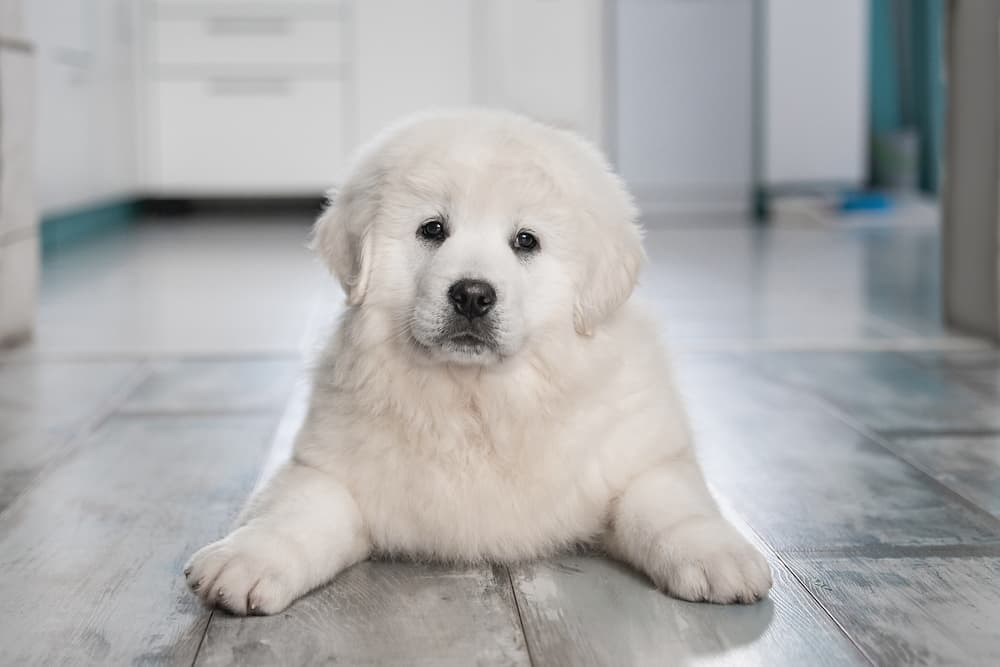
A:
[885,435,1000,518]
[23,219,338,357]
[0,360,138,425]
[196,562,529,667]
[120,358,303,414]
[0,414,276,665]
[0,361,141,513]
[510,554,864,667]
[787,554,1000,665]
[678,356,1000,551]
[905,349,1000,398]
[742,351,1000,432]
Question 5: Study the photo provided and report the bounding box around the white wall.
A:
[27,0,138,215]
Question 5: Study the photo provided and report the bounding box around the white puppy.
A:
[185,110,772,615]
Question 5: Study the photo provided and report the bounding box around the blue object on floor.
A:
[836,191,895,213]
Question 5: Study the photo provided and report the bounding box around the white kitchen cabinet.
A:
[151,78,344,192]
[153,13,346,69]
[761,0,868,186]
[614,0,867,216]
[615,0,754,213]
[142,0,349,195]
[0,0,27,40]
[140,0,607,194]
[28,0,138,215]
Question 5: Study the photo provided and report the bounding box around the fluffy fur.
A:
[185,110,772,615]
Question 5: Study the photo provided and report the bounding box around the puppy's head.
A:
[314,110,643,366]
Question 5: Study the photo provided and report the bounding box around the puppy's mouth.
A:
[449,332,488,348]
[441,327,499,356]
[408,320,502,363]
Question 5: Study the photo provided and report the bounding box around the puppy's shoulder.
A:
[600,298,668,355]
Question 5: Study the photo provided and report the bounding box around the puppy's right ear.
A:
[310,173,380,306]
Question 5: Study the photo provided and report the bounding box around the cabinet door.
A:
[615,0,753,211]
[764,0,867,185]
[355,0,474,145]
[151,78,344,194]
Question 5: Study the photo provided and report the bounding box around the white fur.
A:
[185,110,772,615]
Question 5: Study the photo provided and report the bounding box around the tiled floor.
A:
[1,206,999,665]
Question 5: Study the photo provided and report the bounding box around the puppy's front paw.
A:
[184,528,302,616]
[647,517,772,604]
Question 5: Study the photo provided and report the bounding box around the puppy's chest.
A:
[340,415,611,559]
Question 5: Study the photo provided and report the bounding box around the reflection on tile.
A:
[197,562,529,666]
[788,555,1000,666]
[904,350,1000,397]
[510,554,862,666]
[0,361,137,425]
[0,360,138,511]
[641,222,948,344]
[0,415,276,665]
[886,435,1000,517]
[120,359,302,414]
[677,355,1000,550]
[23,219,337,358]
[742,351,1000,432]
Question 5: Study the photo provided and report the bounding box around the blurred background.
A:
[1,0,978,354]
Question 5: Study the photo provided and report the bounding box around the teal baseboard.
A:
[41,198,140,258]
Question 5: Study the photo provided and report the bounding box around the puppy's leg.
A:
[185,462,370,615]
[606,455,772,604]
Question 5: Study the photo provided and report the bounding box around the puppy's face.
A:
[383,157,577,365]
[315,112,643,367]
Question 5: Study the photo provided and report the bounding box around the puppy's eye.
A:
[513,230,539,252]
[418,219,446,242]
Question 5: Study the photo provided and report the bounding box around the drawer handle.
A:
[209,77,291,96]
[206,16,290,35]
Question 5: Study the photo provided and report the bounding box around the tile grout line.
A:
[819,403,1000,532]
[876,428,1000,438]
[712,493,877,667]
[504,566,537,667]
[0,351,304,365]
[775,543,1000,559]
[768,547,879,667]
[189,610,214,667]
[114,406,290,418]
[741,355,1000,533]
[891,347,1000,399]
[188,379,306,665]
[0,359,154,522]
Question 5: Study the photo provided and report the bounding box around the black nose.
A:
[448,279,496,319]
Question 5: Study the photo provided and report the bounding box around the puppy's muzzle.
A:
[448,279,496,320]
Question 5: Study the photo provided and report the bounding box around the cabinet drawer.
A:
[150,78,345,193]
[153,14,344,67]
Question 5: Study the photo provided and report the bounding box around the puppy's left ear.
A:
[574,188,644,336]
[310,172,380,306]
